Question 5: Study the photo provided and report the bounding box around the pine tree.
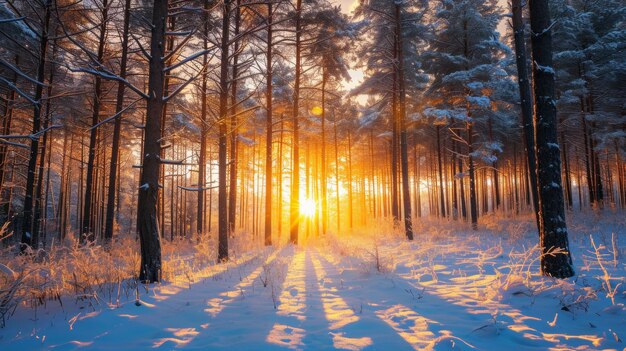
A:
[422,0,513,229]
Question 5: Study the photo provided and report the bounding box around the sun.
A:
[311,106,323,116]
[300,198,316,218]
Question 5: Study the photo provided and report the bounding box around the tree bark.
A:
[104,0,131,243]
[218,0,231,261]
[32,39,57,246]
[82,0,109,243]
[229,0,241,236]
[320,69,328,235]
[289,0,302,245]
[395,3,413,240]
[529,0,575,278]
[197,0,210,239]
[21,0,51,251]
[0,55,18,224]
[467,122,478,230]
[264,1,273,246]
[136,0,167,282]
[511,0,539,217]
[436,125,446,218]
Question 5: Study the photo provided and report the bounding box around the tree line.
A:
[0,0,623,281]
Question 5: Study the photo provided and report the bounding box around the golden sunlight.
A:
[300,198,317,218]
[310,106,323,116]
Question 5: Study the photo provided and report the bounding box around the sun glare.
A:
[311,106,323,116]
[300,198,317,218]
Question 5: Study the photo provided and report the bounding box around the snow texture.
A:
[1,214,624,351]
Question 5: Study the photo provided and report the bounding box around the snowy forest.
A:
[0,0,624,349]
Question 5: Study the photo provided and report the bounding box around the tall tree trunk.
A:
[488,116,500,211]
[160,14,175,240]
[559,115,573,210]
[137,0,167,282]
[467,122,478,230]
[529,0,575,278]
[228,0,241,236]
[104,0,131,243]
[43,137,53,245]
[451,139,458,220]
[462,18,477,230]
[390,69,399,224]
[82,0,109,243]
[590,123,604,206]
[0,55,18,224]
[277,115,284,239]
[413,135,422,218]
[197,0,210,239]
[320,69,327,235]
[333,111,340,233]
[33,39,57,246]
[436,125,446,218]
[21,0,51,251]
[580,99,594,206]
[217,0,231,261]
[458,141,467,221]
[347,130,353,228]
[289,0,302,245]
[57,130,69,239]
[511,0,539,227]
[264,2,273,246]
[395,3,413,240]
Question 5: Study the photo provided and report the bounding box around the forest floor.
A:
[0,212,625,350]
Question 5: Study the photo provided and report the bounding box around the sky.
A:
[336,0,359,14]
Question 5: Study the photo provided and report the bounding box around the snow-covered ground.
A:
[0,212,624,350]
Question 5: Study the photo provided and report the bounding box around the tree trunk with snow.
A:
[136,0,167,282]
[21,0,51,251]
[529,0,575,278]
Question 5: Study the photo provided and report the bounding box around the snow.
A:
[534,62,556,75]
[0,263,16,279]
[465,82,484,91]
[423,108,468,122]
[0,3,37,39]
[547,143,560,150]
[0,214,624,350]
[238,135,256,146]
[466,96,491,108]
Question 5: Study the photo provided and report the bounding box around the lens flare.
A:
[300,198,316,218]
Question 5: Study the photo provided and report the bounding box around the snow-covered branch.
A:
[70,67,148,99]
[164,48,216,73]
[0,124,61,141]
[0,76,38,105]
[0,59,47,87]
[89,98,142,130]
